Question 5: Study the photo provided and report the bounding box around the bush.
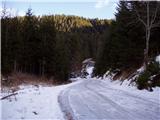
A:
[147,61,160,75]
[152,74,160,87]
[136,71,150,90]
[136,61,160,90]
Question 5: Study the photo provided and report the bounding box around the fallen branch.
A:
[1,93,18,100]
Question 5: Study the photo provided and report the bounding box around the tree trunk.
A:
[145,28,150,69]
[14,60,17,72]
[42,57,45,77]
[144,2,150,71]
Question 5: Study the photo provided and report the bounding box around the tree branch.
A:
[134,4,147,28]
[151,22,160,28]
[1,93,18,100]
[150,4,159,27]
[127,19,139,26]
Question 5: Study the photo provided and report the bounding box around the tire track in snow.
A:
[59,80,160,120]
[98,80,159,105]
[85,80,159,120]
[59,83,99,120]
[84,82,137,120]
[59,88,78,120]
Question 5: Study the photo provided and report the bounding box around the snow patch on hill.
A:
[86,66,94,78]
[156,54,160,64]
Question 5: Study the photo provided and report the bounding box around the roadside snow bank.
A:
[94,77,160,103]
[0,81,81,120]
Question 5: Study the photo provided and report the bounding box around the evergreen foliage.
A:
[2,1,160,83]
[94,1,160,76]
[136,61,160,90]
[1,9,110,81]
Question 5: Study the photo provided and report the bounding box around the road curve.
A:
[58,79,160,120]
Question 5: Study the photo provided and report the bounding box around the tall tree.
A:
[21,8,39,73]
[39,16,56,77]
[133,1,160,70]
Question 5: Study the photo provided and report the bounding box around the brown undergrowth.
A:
[1,72,71,90]
[113,66,141,81]
[0,72,69,93]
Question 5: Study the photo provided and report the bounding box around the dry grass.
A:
[1,72,72,97]
[113,67,140,81]
[1,72,70,88]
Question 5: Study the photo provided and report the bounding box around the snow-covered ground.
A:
[59,78,160,120]
[96,77,160,104]
[1,76,159,120]
[0,81,81,120]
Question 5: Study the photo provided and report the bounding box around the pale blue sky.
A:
[1,0,119,19]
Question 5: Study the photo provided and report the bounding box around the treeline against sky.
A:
[2,1,160,82]
[1,8,110,81]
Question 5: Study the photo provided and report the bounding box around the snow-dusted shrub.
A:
[136,71,150,90]
[136,61,160,90]
[147,61,160,75]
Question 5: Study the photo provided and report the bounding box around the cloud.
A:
[17,10,25,16]
[95,0,110,9]
[95,0,115,9]
[0,7,26,17]
[1,0,97,3]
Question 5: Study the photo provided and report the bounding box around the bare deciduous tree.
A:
[134,1,160,70]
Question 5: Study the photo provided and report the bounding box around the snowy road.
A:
[59,79,160,120]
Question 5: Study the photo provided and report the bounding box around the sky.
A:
[1,0,119,19]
